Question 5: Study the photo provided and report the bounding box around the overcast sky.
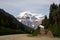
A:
[0,0,60,17]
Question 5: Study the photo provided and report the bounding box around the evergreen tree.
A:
[42,15,48,29]
[49,3,60,37]
[49,3,58,25]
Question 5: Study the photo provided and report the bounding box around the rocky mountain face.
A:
[17,11,44,29]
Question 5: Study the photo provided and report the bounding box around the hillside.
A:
[0,9,34,35]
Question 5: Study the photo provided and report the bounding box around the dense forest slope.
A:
[0,9,34,35]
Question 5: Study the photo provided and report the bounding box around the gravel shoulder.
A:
[0,34,60,40]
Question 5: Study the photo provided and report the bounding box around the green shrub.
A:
[32,27,40,36]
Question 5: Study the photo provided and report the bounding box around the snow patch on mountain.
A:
[17,11,44,19]
[16,11,45,29]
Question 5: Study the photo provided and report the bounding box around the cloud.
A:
[0,0,60,17]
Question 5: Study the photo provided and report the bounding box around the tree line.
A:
[42,3,60,37]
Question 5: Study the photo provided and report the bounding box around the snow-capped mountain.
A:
[17,11,44,19]
[16,11,45,29]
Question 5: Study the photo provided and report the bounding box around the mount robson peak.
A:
[16,11,45,29]
[0,9,34,35]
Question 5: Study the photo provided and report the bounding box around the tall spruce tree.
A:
[49,3,58,25]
